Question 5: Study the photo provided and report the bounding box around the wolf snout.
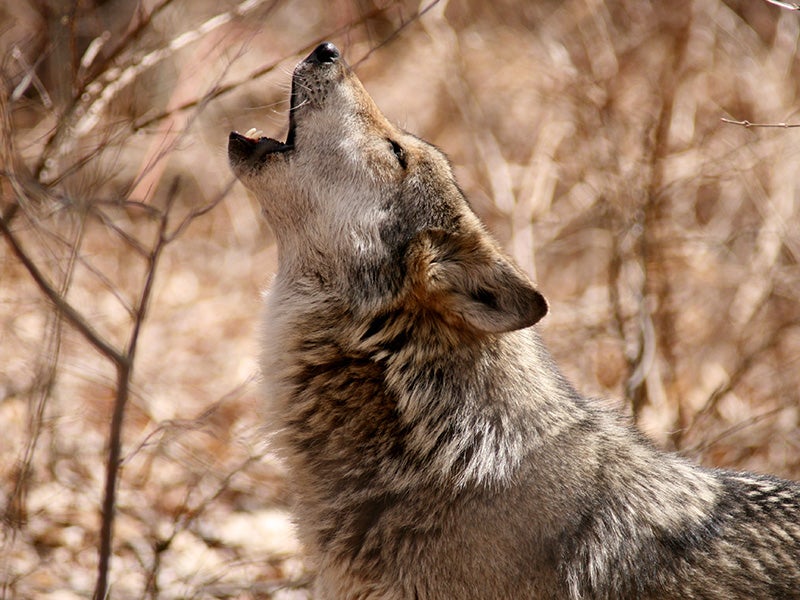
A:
[306,42,340,65]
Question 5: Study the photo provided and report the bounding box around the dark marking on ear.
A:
[470,288,500,311]
[388,139,407,169]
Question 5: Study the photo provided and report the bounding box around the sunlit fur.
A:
[229,44,800,600]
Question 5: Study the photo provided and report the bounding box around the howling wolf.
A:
[228,42,800,600]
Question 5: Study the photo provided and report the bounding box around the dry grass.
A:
[1,0,798,598]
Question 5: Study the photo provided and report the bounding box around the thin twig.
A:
[353,0,442,67]
[79,0,176,85]
[0,213,125,365]
[721,117,800,128]
[89,205,154,258]
[686,407,786,456]
[165,179,236,243]
[763,0,800,10]
[16,211,141,316]
[44,122,130,188]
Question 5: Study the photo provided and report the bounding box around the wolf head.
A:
[229,42,547,335]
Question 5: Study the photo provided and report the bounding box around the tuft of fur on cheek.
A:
[331,131,402,187]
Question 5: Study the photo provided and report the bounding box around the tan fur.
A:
[229,43,800,600]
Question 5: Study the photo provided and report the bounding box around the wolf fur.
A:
[228,42,800,600]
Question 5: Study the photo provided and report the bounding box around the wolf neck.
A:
[264,274,583,492]
[378,322,583,489]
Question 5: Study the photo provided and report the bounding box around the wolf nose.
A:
[309,42,340,64]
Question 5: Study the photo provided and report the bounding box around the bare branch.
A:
[88,204,153,258]
[0,212,125,365]
[763,0,800,10]
[10,46,52,108]
[686,407,786,456]
[4,310,63,530]
[78,0,175,85]
[93,178,180,600]
[721,117,800,128]
[164,179,236,243]
[353,0,443,67]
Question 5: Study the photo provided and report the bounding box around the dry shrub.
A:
[1,1,798,598]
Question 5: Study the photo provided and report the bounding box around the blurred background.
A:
[1,0,799,597]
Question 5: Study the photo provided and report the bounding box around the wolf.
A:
[228,42,800,599]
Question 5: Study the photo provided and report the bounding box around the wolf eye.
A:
[388,139,407,169]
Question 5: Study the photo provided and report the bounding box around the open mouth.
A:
[228,97,296,166]
[228,42,341,170]
[227,128,292,167]
[227,63,300,167]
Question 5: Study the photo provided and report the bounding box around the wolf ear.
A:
[410,228,548,334]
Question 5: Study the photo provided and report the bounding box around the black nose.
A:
[308,42,340,64]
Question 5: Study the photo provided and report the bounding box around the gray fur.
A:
[228,43,800,599]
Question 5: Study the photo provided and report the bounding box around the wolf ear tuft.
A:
[410,228,548,334]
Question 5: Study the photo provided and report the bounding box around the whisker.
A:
[243,99,289,111]
[289,98,310,112]
[292,79,313,92]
